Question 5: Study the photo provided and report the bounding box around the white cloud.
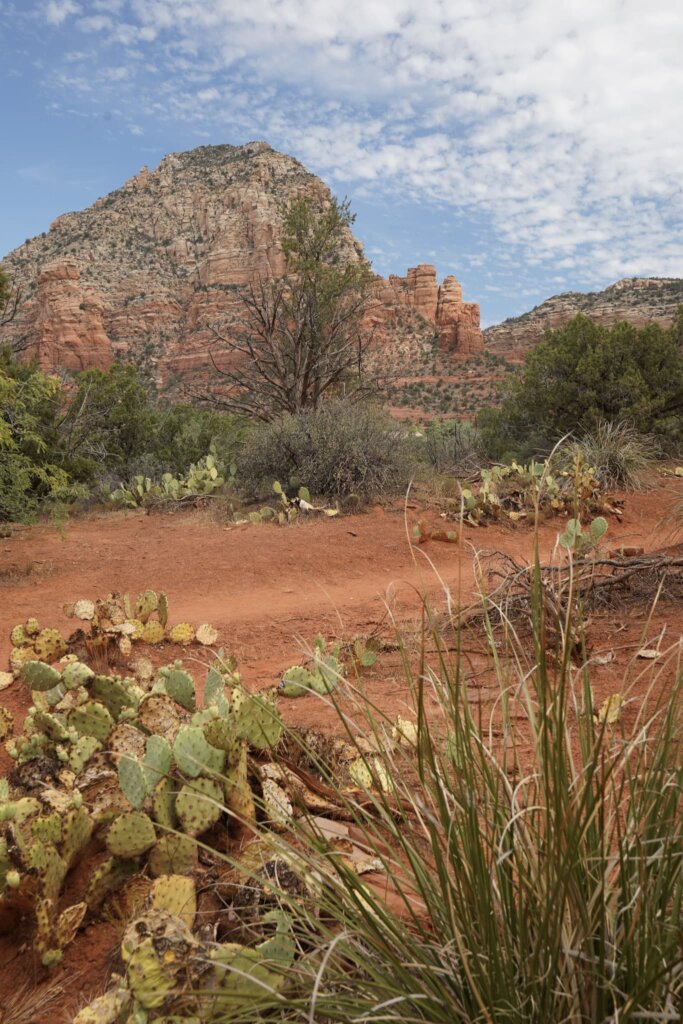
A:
[45,0,80,25]
[41,0,683,281]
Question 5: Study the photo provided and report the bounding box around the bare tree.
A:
[200,197,384,421]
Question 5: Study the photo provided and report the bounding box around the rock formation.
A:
[373,265,482,354]
[484,278,683,360]
[0,142,482,381]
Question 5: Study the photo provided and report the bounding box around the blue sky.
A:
[1,0,681,326]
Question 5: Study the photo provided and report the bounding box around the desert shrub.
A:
[0,350,83,521]
[554,420,660,489]
[478,312,683,460]
[419,418,484,473]
[237,400,415,502]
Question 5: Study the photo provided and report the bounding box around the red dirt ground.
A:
[0,474,681,1021]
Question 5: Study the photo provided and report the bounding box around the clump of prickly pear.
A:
[106,811,157,858]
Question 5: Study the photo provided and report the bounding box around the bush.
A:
[419,418,484,474]
[555,420,659,489]
[478,312,683,460]
[237,400,415,503]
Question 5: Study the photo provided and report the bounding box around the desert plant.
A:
[555,420,659,489]
[237,400,415,503]
[232,544,681,1024]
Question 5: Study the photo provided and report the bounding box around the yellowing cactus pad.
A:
[135,590,158,624]
[168,623,195,646]
[142,620,165,645]
[150,875,196,930]
[195,623,218,646]
[10,625,29,647]
[73,599,95,621]
[118,636,132,658]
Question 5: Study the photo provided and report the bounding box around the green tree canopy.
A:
[478,312,683,460]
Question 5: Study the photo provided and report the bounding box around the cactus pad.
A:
[203,716,236,752]
[142,735,172,789]
[164,668,196,711]
[173,725,225,778]
[149,875,196,929]
[61,806,94,867]
[25,617,40,636]
[68,701,114,742]
[107,722,147,759]
[20,660,62,692]
[195,623,218,646]
[106,811,157,858]
[157,592,169,629]
[141,620,165,645]
[168,623,195,645]
[234,693,282,749]
[176,778,223,836]
[33,629,68,663]
[148,834,197,877]
[135,590,158,624]
[279,666,318,698]
[73,599,95,621]
[62,661,94,690]
[137,694,180,737]
[151,776,178,830]
[68,736,101,775]
[118,756,149,809]
[10,624,29,646]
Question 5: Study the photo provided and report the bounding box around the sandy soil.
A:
[0,475,681,1021]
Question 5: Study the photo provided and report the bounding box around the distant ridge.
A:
[484,277,682,359]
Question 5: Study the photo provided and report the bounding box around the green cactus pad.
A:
[118,755,149,809]
[149,874,196,929]
[203,667,227,708]
[278,665,316,698]
[135,590,158,624]
[173,725,225,778]
[142,735,172,790]
[32,710,69,742]
[62,661,95,691]
[203,716,236,752]
[148,834,197,877]
[68,701,115,742]
[90,676,136,720]
[68,736,101,775]
[61,806,94,868]
[175,778,223,836]
[234,694,283,749]
[20,661,62,692]
[151,777,178,830]
[106,811,157,858]
[315,654,343,693]
[164,668,196,711]
[31,812,63,845]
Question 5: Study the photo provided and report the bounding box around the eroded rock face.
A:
[0,142,482,376]
[33,262,112,371]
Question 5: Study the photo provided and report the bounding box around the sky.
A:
[1,1,681,326]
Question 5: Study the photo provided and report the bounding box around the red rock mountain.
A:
[0,142,482,381]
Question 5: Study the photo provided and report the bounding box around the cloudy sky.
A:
[1,0,681,325]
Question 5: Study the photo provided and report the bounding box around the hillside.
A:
[484,277,683,360]
[0,142,482,392]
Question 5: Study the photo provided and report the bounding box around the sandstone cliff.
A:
[484,278,683,360]
[0,142,482,382]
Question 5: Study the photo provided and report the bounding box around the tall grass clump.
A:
[274,560,683,1022]
[555,420,659,489]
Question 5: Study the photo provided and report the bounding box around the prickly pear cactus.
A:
[148,834,197,877]
[106,811,157,858]
[176,778,223,836]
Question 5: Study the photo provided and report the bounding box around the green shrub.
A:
[478,312,683,460]
[237,400,415,503]
[419,418,484,474]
